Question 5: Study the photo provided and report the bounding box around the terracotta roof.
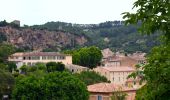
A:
[88,83,137,93]
[10,52,70,57]
[88,83,120,93]
[101,66,135,72]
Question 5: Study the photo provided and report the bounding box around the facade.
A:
[101,51,146,68]
[8,52,72,68]
[65,64,89,73]
[94,67,135,84]
[88,83,136,100]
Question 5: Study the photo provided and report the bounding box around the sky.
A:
[0,0,136,26]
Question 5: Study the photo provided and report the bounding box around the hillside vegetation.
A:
[0,20,160,53]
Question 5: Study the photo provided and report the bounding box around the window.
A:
[42,56,46,60]
[97,95,102,100]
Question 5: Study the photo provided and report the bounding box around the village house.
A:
[8,52,72,68]
[101,49,146,68]
[65,64,89,73]
[94,66,135,84]
[88,83,136,100]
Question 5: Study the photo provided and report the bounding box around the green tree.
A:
[7,62,17,72]
[12,72,89,100]
[0,43,16,63]
[46,62,65,72]
[74,71,109,85]
[67,46,102,69]
[0,69,15,99]
[123,0,170,99]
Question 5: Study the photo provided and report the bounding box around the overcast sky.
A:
[0,0,136,26]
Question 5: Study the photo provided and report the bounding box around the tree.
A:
[66,46,102,69]
[123,0,170,99]
[12,72,89,100]
[122,0,170,41]
[74,71,109,85]
[46,62,65,72]
[7,62,17,72]
[0,69,15,99]
[0,43,16,63]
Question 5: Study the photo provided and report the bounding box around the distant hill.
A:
[0,20,160,53]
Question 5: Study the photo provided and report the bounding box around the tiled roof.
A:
[88,83,136,93]
[101,66,135,72]
[10,52,70,57]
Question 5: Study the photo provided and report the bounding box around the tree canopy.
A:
[12,72,89,100]
[74,71,109,85]
[0,69,15,99]
[65,46,102,69]
[123,0,170,99]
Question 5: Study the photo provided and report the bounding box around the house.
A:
[8,52,72,68]
[128,51,146,64]
[65,64,89,73]
[101,51,146,68]
[94,66,135,84]
[101,48,114,60]
[12,20,20,26]
[88,83,136,100]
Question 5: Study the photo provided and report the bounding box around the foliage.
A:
[12,72,89,100]
[122,0,170,41]
[0,69,15,99]
[30,21,160,53]
[111,87,127,100]
[46,62,65,72]
[74,71,109,85]
[0,32,7,43]
[0,43,16,63]
[65,46,102,69]
[7,62,17,72]
[123,0,170,99]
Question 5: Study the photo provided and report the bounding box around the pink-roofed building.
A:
[88,83,136,100]
[94,67,135,84]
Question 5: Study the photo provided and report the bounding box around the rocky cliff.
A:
[0,26,87,51]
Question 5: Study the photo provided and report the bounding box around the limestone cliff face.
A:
[0,26,87,51]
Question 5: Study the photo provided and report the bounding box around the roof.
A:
[128,52,146,61]
[88,83,136,93]
[101,66,135,72]
[10,52,70,57]
[101,48,114,58]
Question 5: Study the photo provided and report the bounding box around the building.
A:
[65,64,89,73]
[101,48,114,59]
[88,83,136,100]
[102,56,140,67]
[94,67,135,84]
[12,20,20,26]
[128,51,146,64]
[101,51,146,68]
[8,52,72,68]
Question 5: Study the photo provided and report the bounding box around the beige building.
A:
[102,51,146,68]
[8,52,72,68]
[94,67,135,84]
[65,64,89,73]
[88,83,136,100]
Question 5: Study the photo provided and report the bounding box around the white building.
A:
[8,52,72,68]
